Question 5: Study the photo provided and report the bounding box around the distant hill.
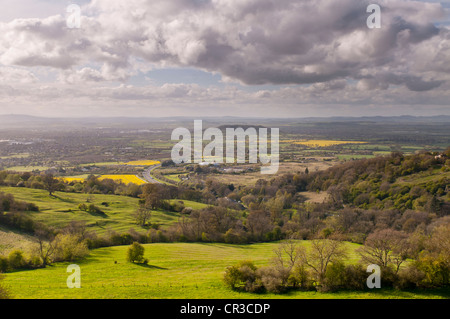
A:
[294,115,450,123]
[0,114,449,128]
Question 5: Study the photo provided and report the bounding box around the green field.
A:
[4,166,52,172]
[337,154,376,160]
[0,153,31,159]
[0,187,207,236]
[165,174,183,182]
[168,199,210,210]
[3,241,448,299]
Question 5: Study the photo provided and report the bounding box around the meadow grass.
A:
[3,241,448,299]
[164,174,182,182]
[4,166,52,172]
[0,226,37,254]
[168,199,210,210]
[395,169,450,186]
[337,154,377,160]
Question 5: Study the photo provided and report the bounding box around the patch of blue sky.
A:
[133,67,292,92]
[139,68,222,87]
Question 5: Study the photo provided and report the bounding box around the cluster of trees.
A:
[80,175,143,197]
[142,202,448,247]
[308,151,449,212]
[0,192,39,233]
[224,224,449,294]
[0,221,90,273]
[183,151,449,214]
[152,150,448,245]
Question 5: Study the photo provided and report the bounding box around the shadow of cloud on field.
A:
[197,242,265,250]
[52,195,76,204]
[86,210,108,218]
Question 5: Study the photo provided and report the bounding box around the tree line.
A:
[224,224,449,294]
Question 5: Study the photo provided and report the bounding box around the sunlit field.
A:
[4,241,448,299]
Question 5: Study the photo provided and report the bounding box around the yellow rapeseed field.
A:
[284,140,366,147]
[59,175,147,185]
[121,160,160,166]
[58,177,85,183]
[98,175,147,185]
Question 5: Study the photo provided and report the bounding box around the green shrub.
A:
[224,228,246,244]
[414,253,450,288]
[8,250,26,270]
[127,242,145,263]
[223,261,263,293]
[288,264,313,290]
[87,204,106,216]
[0,256,8,273]
[322,261,346,292]
[257,266,290,293]
[342,264,368,290]
[53,234,89,262]
[29,254,43,268]
[396,265,426,290]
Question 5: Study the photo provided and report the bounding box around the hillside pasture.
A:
[3,241,448,299]
[0,186,187,237]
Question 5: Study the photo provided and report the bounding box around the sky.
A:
[0,0,449,118]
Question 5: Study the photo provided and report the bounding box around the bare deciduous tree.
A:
[34,228,57,266]
[358,229,410,273]
[273,238,301,271]
[298,239,347,285]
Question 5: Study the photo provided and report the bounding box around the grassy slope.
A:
[0,186,207,237]
[168,199,210,210]
[4,241,448,299]
[395,169,450,186]
[0,226,37,254]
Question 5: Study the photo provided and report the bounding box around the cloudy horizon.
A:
[0,0,449,118]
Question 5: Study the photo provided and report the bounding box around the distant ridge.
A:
[0,114,449,126]
[293,115,450,123]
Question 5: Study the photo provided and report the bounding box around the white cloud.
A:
[0,0,448,117]
[0,66,37,83]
